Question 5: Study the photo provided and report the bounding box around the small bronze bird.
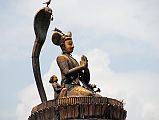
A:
[43,0,51,7]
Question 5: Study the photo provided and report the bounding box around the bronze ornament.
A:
[30,1,127,119]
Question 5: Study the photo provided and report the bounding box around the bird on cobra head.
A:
[43,0,51,7]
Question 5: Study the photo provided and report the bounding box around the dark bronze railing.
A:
[29,97,126,120]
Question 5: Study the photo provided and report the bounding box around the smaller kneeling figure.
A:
[49,75,68,99]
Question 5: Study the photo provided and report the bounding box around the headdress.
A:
[52,28,72,46]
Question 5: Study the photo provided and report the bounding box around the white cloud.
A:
[53,0,159,48]
[16,58,61,120]
[16,84,40,120]
[142,103,159,120]
[16,48,159,120]
[1,0,159,63]
[1,0,158,120]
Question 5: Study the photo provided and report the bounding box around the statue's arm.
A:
[83,68,90,84]
[57,56,85,77]
[79,55,90,84]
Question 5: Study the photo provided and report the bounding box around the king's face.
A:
[64,40,74,54]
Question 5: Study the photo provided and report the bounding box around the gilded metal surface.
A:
[30,3,127,120]
[30,97,126,120]
[51,29,101,98]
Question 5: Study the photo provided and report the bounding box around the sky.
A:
[0,0,159,120]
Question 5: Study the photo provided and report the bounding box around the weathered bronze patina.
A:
[32,5,52,102]
[30,1,127,120]
[30,97,126,120]
[51,28,101,98]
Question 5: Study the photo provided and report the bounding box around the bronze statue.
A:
[49,75,62,99]
[32,4,52,102]
[51,28,101,98]
[30,3,127,120]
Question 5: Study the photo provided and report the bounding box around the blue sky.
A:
[0,0,159,120]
